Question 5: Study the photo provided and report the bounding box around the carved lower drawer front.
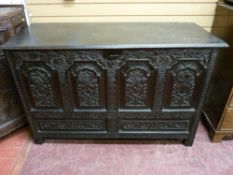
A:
[6,49,217,145]
[36,118,190,133]
[118,119,190,132]
[37,119,107,132]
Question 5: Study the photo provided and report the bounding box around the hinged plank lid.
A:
[2,23,228,49]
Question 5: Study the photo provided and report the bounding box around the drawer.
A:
[118,119,191,133]
[36,118,107,132]
[220,108,233,130]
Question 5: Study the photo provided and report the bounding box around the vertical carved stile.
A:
[107,69,117,110]
[151,50,176,111]
[49,51,73,111]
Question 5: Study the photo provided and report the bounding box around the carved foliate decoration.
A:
[13,51,48,69]
[26,67,55,107]
[119,50,175,70]
[77,69,100,106]
[119,50,155,60]
[67,51,119,111]
[119,49,211,70]
[12,48,211,70]
[35,113,108,119]
[68,50,125,71]
[11,49,210,110]
[116,111,193,119]
[69,62,106,108]
[120,120,189,131]
[38,119,106,131]
[68,50,104,61]
[119,61,155,108]
[149,49,174,68]
[164,60,206,108]
[174,49,211,65]
[170,69,195,106]
[49,51,73,71]
[125,69,148,106]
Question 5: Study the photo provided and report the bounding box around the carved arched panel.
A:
[163,60,206,109]
[117,61,156,110]
[68,61,107,110]
[18,62,63,110]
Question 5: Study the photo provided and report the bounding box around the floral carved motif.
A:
[12,49,211,70]
[125,69,148,107]
[170,69,195,107]
[27,68,55,107]
[76,69,100,107]
[119,49,211,70]
[11,49,210,110]
[49,51,72,71]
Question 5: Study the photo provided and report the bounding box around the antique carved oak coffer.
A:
[2,23,228,146]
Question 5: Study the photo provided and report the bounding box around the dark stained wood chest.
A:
[2,23,228,146]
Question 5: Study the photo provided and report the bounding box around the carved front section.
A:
[118,61,155,110]
[27,67,54,107]
[171,69,195,107]
[68,62,107,110]
[163,60,206,109]
[125,69,148,106]
[77,69,100,106]
[19,62,62,110]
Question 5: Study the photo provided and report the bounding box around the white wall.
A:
[0,0,24,4]
[26,0,218,31]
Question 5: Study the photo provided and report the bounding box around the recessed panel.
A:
[163,60,206,110]
[17,61,63,111]
[117,60,156,110]
[68,61,107,111]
